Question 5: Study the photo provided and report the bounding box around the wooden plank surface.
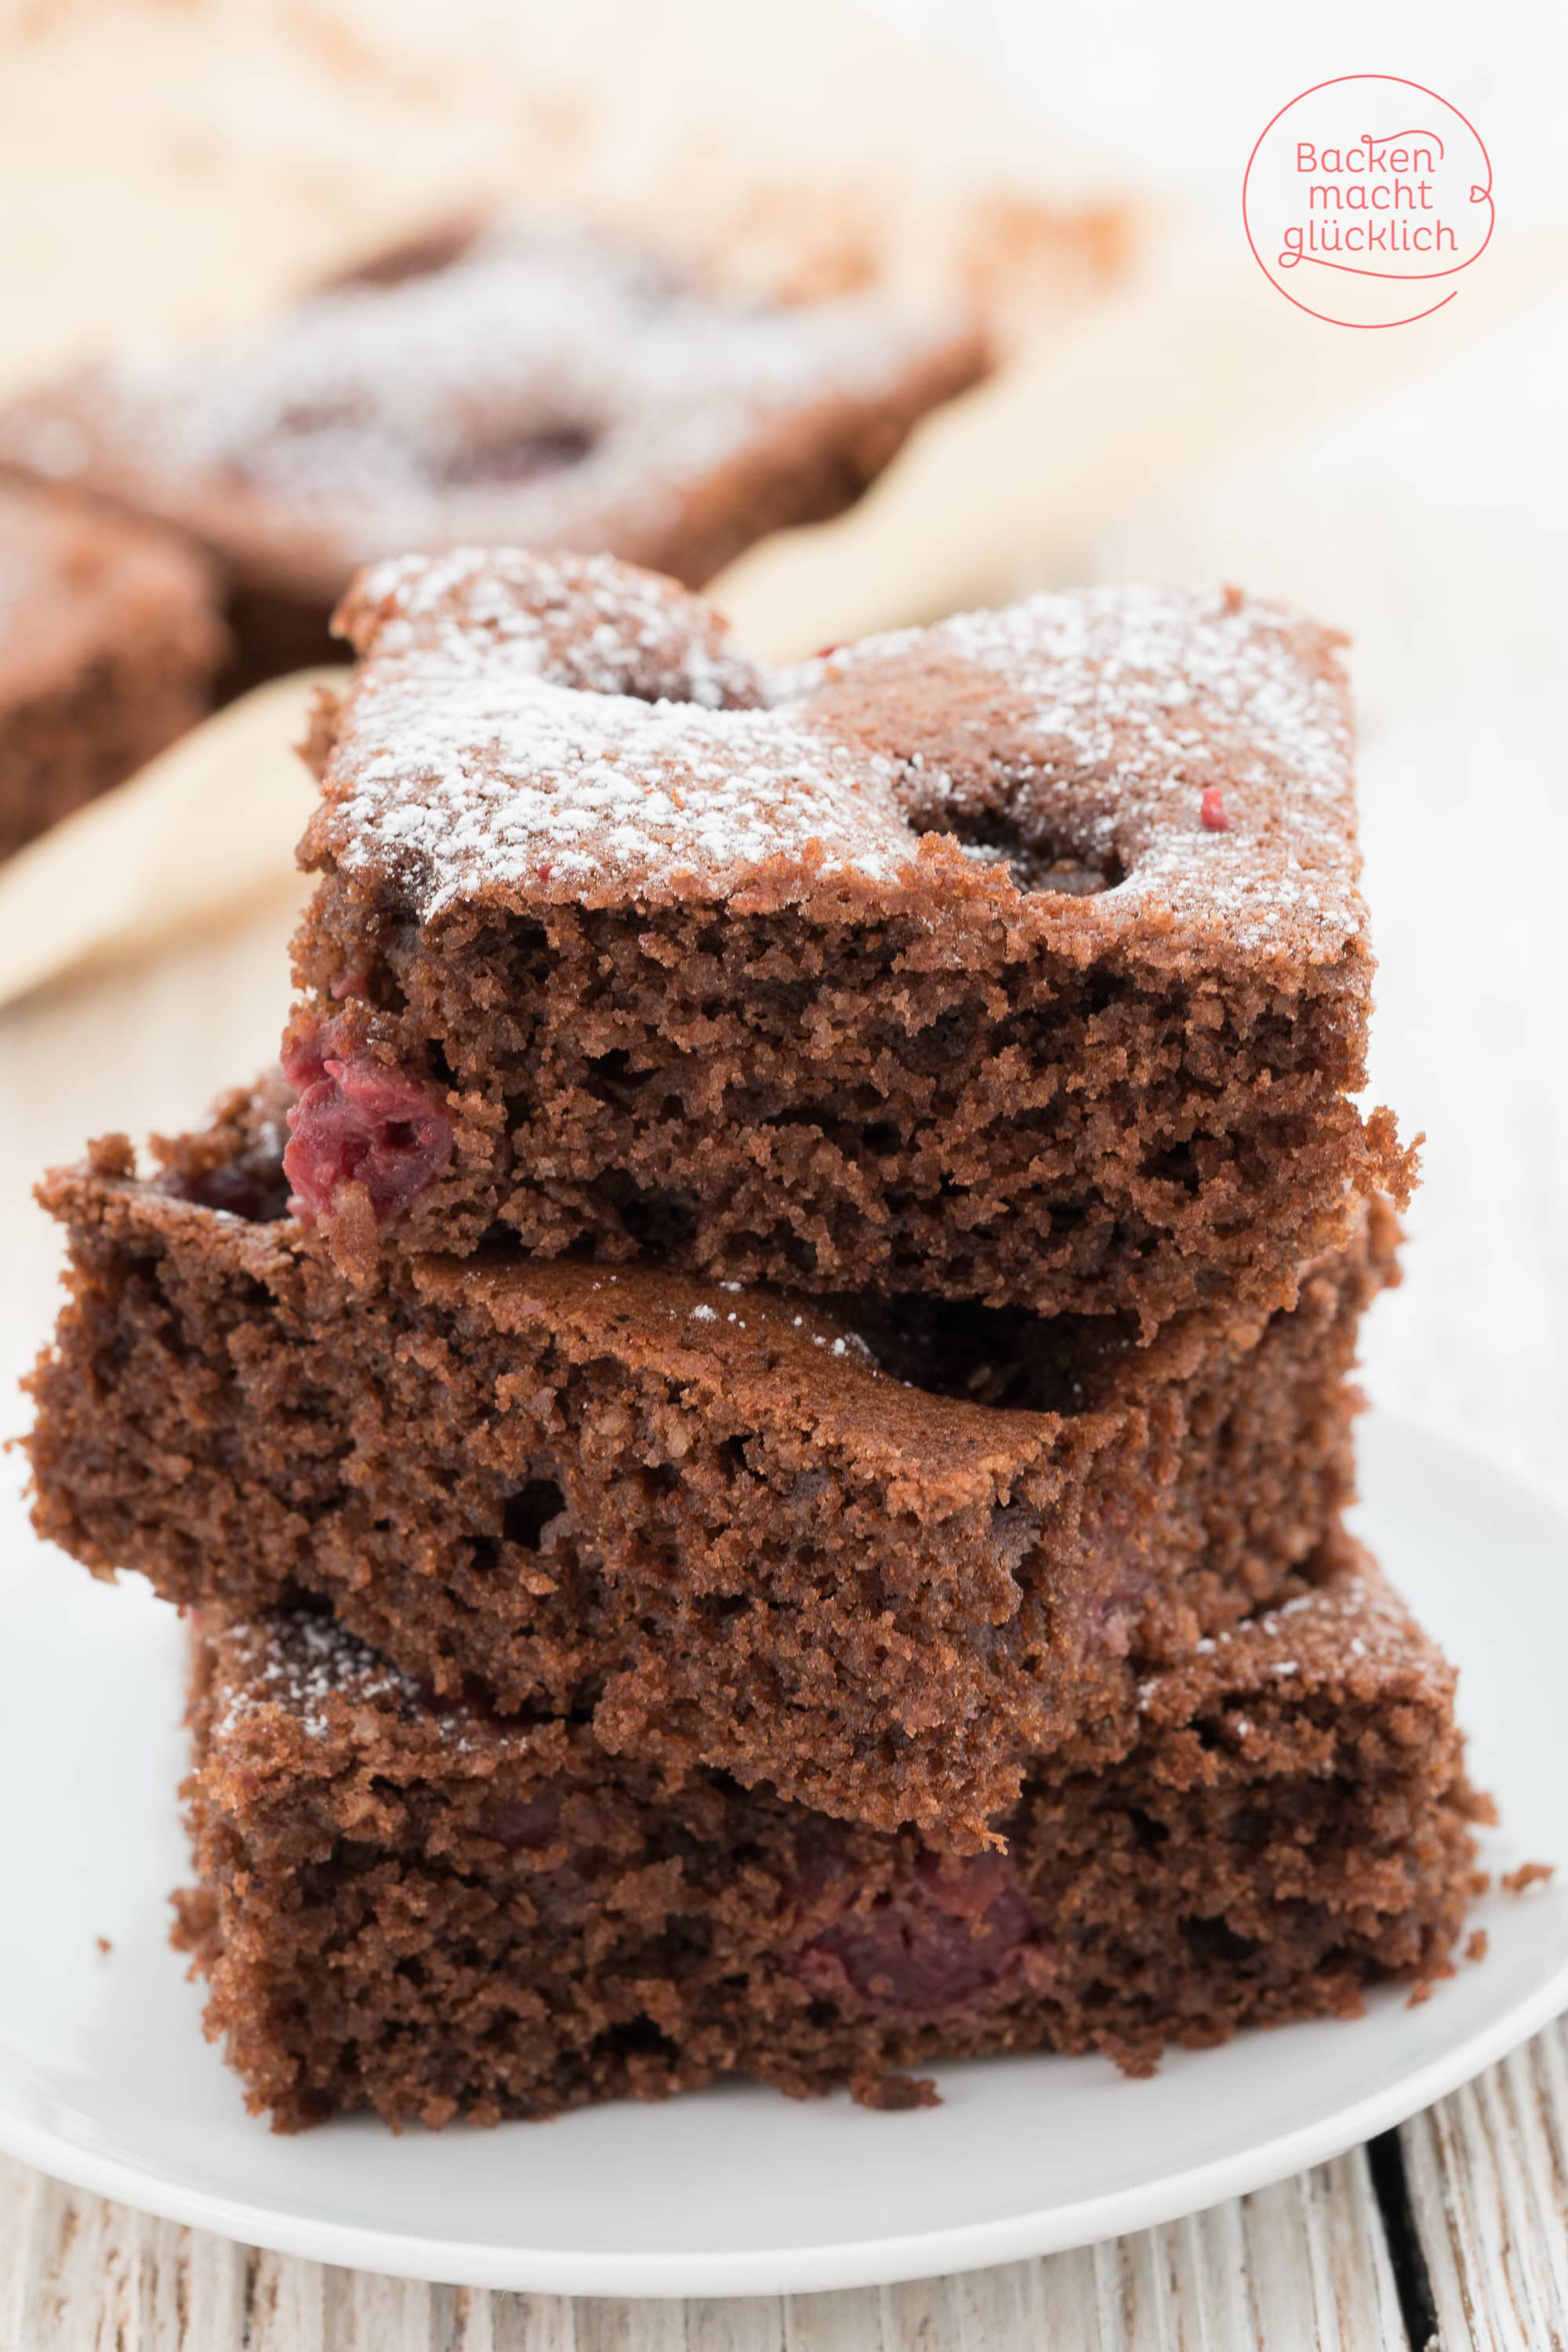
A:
[1402,2026,1568,2351]
[0,2147,1417,2349]
[0,2088,1555,2352]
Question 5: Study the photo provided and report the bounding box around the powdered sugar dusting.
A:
[310,556,1364,961]
[217,1611,426,1740]
[2,221,971,590]
[336,688,909,909]
[317,550,911,909]
[346,546,765,710]
[793,583,1360,954]
[1134,1563,1450,1714]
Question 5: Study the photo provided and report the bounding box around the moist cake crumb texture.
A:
[28,1083,1396,1846]
[282,549,1413,1326]
[20,514,1472,2130]
[172,1543,1483,2130]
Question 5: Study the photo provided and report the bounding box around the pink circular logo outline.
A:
[1243,74,1494,329]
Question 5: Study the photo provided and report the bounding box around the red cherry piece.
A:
[793,1850,1043,2016]
[281,1028,454,1223]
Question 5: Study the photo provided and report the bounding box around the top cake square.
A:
[0,219,986,692]
[283,548,1412,1327]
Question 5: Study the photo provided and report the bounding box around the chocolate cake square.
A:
[0,480,226,860]
[30,1081,1395,1846]
[172,1541,1482,2129]
[277,549,1414,1330]
[0,220,987,695]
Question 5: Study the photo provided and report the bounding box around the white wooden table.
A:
[2,257,1566,2352]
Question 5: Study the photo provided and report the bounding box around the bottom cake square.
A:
[174,1536,1483,2131]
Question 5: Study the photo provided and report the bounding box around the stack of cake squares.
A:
[27,547,1484,2129]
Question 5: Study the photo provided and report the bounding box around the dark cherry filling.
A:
[941,811,1126,898]
[482,1786,564,1851]
[1087,1561,1151,1659]
[439,426,597,487]
[159,1160,291,1223]
[839,1293,1131,1415]
[793,1851,1047,2016]
[281,1027,455,1223]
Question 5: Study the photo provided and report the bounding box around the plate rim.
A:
[3,1969,1568,2297]
[2,1407,1566,2298]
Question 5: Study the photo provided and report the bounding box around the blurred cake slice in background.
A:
[0,480,226,861]
[0,0,1131,972]
[0,218,989,695]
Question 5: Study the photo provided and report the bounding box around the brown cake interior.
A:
[173,1542,1484,2131]
[279,554,1414,1328]
[30,1080,1393,1845]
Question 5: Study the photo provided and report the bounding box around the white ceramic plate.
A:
[0,1410,1563,2298]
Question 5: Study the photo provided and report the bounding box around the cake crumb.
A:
[1465,1929,1489,1963]
[1501,1860,1555,1896]
[850,2071,940,2113]
[95,1936,112,1956]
